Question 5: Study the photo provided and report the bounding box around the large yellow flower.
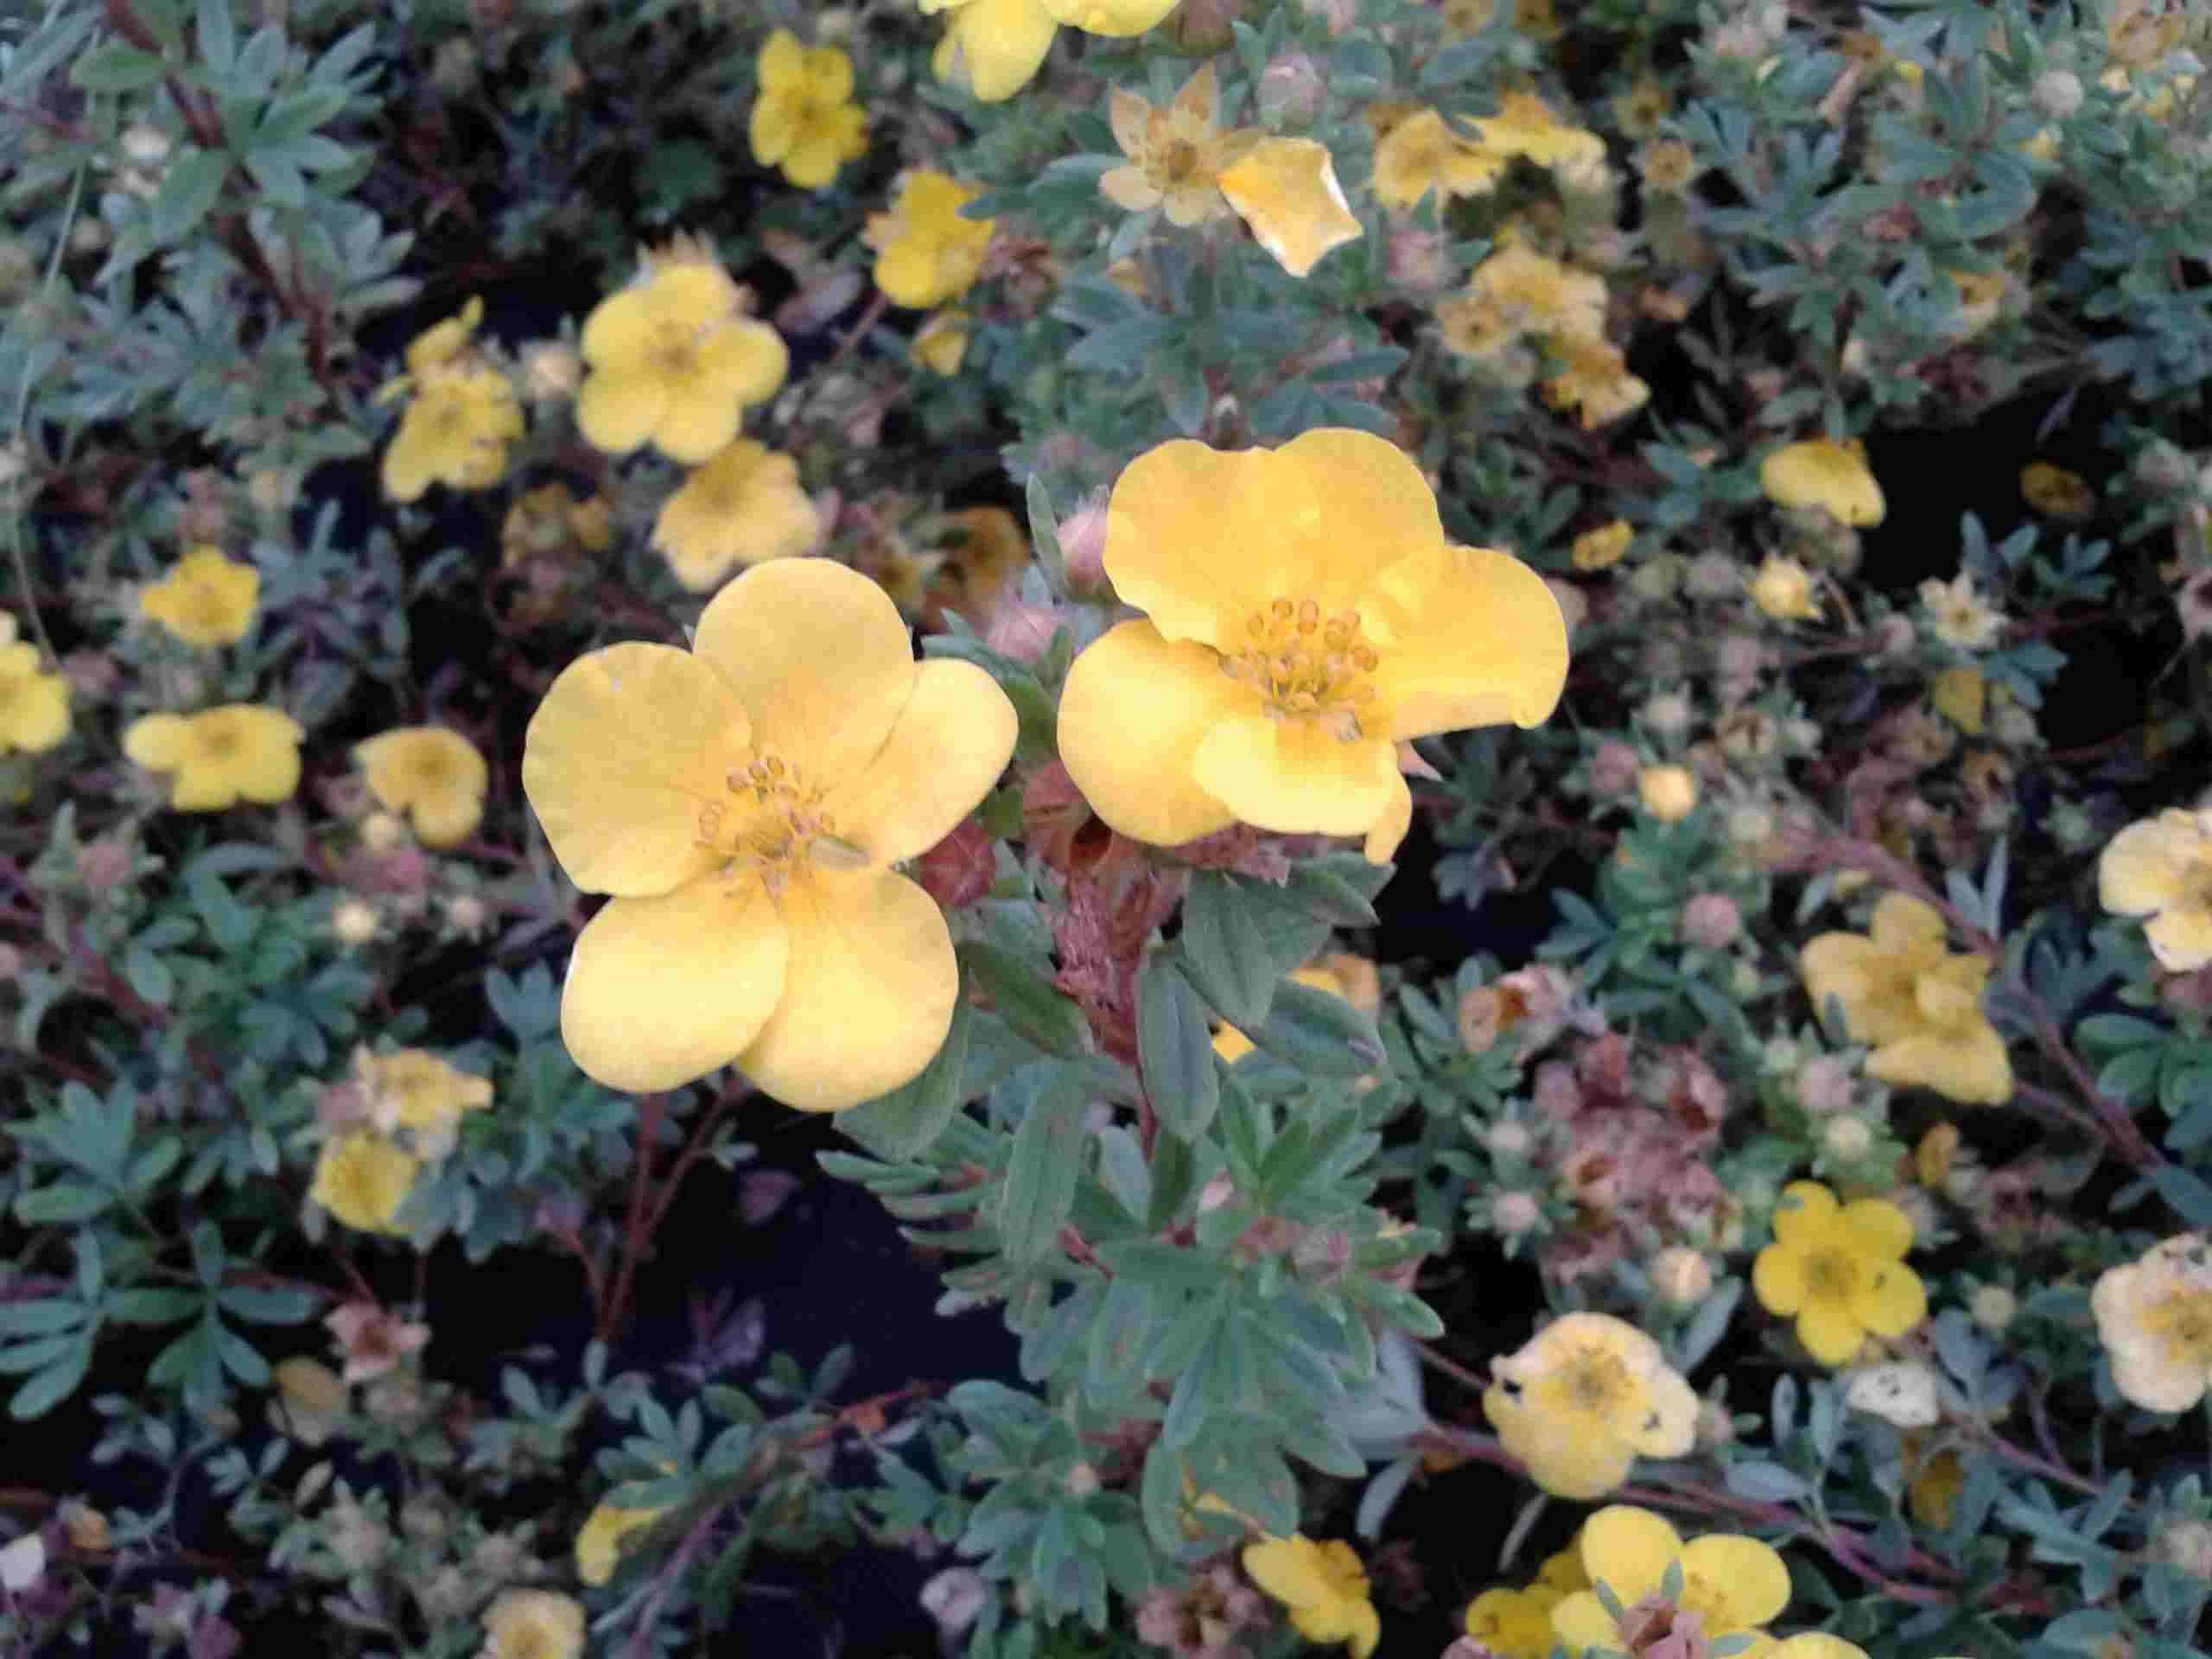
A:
[483,1590,584,1659]
[354,726,489,849]
[124,704,303,810]
[652,440,820,593]
[577,237,789,464]
[1752,1179,1927,1365]
[139,545,258,646]
[1241,1534,1381,1659]
[309,1132,420,1235]
[2100,808,2212,972]
[1057,430,1567,864]
[1482,1311,1698,1499]
[749,29,868,189]
[378,298,524,503]
[2092,1232,2212,1413]
[1551,1506,1791,1659]
[865,170,996,308]
[521,561,1018,1108]
[1759,435,1886,526]
[1798,892,2012,1104]
[1101,62,1258,226]
[1217,138,1365,280]
[0,619,69,756]
[925,0,1181,103]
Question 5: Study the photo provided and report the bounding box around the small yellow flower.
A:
[1056,430,1567,864]
[1482,1311,1699,1499]
[139,545,258,646]
[0,626,69,756]
[272,1356,349,1446]
[1752,1179,1927,1365]
[124,704,303,810]
[483,1589,585,1659]
[575,1498,669,1586]
[500,483,614,570]
[1540,334,1650,429]
[1759,435,1886,526]
[2101,807,2212,971]
[925,0,1180,104]
[1571,520,1632,571]
[652,440,820,593]
[1750,555,1822,622]
[2092,1232,2212,1412]
[750,29,868,188]
[1929,664,1986,734]
[1218,137,1364,279]
[913,308,973,375]
[1465,1584,1560,1657]
[1905,1435,1964,1527]
[1472,92,1607,175]
[522,561,1018,1107]
[865,170,995,308]
[1101,62,1258,226]
[354,726,489,849]
[1371,108,1505,211]
[1437,242,1609,358]
[1799,892,2013,1104]
[356,1047,493,1160]
[1551,1506,1790,1658]
[309,1132,421,1236]
[577,236,789,463]
[1241,1534,1381,1659]
[1918,571,2005,651]
[378,298,524,503]
[1638,763,1698,822]
[2020,459,2095,521]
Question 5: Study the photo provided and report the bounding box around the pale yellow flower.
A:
[1551,1506,1790,1658]
[1759,435,1886,526]
[1101,62,1258,226]
[1638,763,1697,822]
[356,1047,493,1160]
[1465,1584,1562,1658]
[124,704,303,810]
[483,1589,585,1659]
[272,1357,348,1446]
[749,29,868,189]
[1540,334,1649,429]
[865,170,995,308]
[1483,1312,1698,1498]
[2092,1232,2212,1412]
[1750,554,1821,622]
[913,308,973,375]
[309,1132,420,1235]
[1371,108,1505,211]
[2101,808,2212,971]
[1437,242,1609,357]
[1752,1179,1927,1365]
[652,440,820,592]
[1571,520,1632,571]
[1919,572,2005,650]
[354,726,489,849]
[575,1499,668,1586]
[925,0,1180,103]
[2020,459,2094,521]
[1929,664,1985,734]
[378,298,523,502]
[0,628,68,756]
[1241,1534,1380,1658]
[139,545,258,646]
[1218,138,1364,279]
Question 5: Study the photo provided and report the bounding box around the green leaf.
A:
[1178,873,1278,1031]
[961,942,1090,1060]
[195,0,238,72]
[1285,855,1388,925]
[996,1072,1088,1264]
[0,1300,86,1339]
[840,977,973,1161]
[149,147,231,247]
[1136,955,1220,1141]
[2151,1165,2212,1230]
[1025,472,1067,595]
[10,1339,92,1419]
[218,1285,318,1325]
[15,1182,111,1225]
[72,41,169,92]
[1244,979,1389,1077]
[1084,1279,1154,1401]
[107,1288,202,1325]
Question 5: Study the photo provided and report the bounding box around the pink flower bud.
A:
[983,598,1060,662]
[1681,893,1742,948]
[1589,739,1642,797]
[1056,493,1110,593]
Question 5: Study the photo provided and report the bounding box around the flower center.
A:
[194,720,242,761]
[1542,1343,1633,1419]
[1802,1246,1860,1302]
[696,751,865,893]
[1220,597,1380,738]
[2147,1287,2212,1366]
[1158,137,1205,185]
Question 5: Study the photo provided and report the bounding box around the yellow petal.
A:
[734,868,959,1111]
[1363,772,1413,864]
[1484,1383,1636,1499]
[1192,714,1400,839]
[2145,906,2212,973]
[1680,1534,1791,1627]
[1103,440,1316,648]
[940,0,1058,101]
[1837,1197,1914,1260]
[1759,435,1886,526]
[700,320,791,410]
[522,643,752,897]
[1796,1297,1866,1365]
[1849,1259,1928,1338]
[1038,0,1181,34]
[1868,1026,2014,1104]
[2100,811,2202,916]
[1241,1535,1325,1605]
[1629,1363,1700,1456]
[1578,1505,1681,1607]
[691,561,917,786]
[1363,543,1568,736]
[1548,1589,1623,1656]
[1057,620,1244,847]
[1771,1179,1840,1248]
[576,368,668,456]
[581,285,673,369]
[1272,428,1451,612]
[125,715,189,771]
[1768,1639,1872,1659]
[757,27,804,91]
[825,659,1016,864]
[561,879,791,1093]
[1217,137,1364,279]
[1753,1242,1807,1315]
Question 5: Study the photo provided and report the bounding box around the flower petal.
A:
[1867,1027,2014,1104]
[692,560,917,786]
[1837,1197,1915,1260]
[1849,1260,1928,1338]
[561,879,791,1092]
[1363,772,1413,864]
[1548,1589,1622,1656]
[1771,1179,1840,1248]
[522,642,752,896]
[124,713,189,770]
[1363,543,1569,736]
[700,321,791,410]
[1038,0,1182,35]
[576,368,668,457]
[1218,137,1363,279]
[1753,1242,1807,1314]
[1192,715,1400,839]
[1057,619,1244,847]
[1628,1363,1699,1456]
[1869,891,1946,951]
[579,286,664,368]
[940,0,1058,101]
[826,659,1017,865]
[1681,1534,1791,1628]
[2145,906,2212,973]
[734,868,959,1111]
[1796,1297,1866,1365]
[1578,1506,1681,1607]
[2100,810,2200,916]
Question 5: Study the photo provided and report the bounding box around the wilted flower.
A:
[355,1047,493,1160]
[1218,138,1365,279]
[1749,555,1821,621]
[139,545,257,646]
[325,1300,430,1384]
[1572,519,1632,571]
[309,1133,420,1236]
[483,1590,585,1659]
[2092,1232,2212,1412]
[1759,435,1886,526]
[271,1357,349,1446]
[1752,1179,1926,1364]
[1101,63,1257,226]
[2100,808,2212,971]
[1919,572,2005,651]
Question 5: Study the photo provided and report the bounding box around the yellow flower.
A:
[2092,1233,2212,1412]
[2020,459,2094,521]
[309,1132,421,1235]
[1904,1434,1964,1528]
[1769,1642,1872,1659]
[1241,1534,1381,1659]
[521,560,1018,1107]
[1759,435,1886,526]
[1482,1311,1698,1498]
[354,726,489,849]
[577,236,789,464]
[483,1589,585,1659]
[1371,108,1505,211]
[1101,62,1258,226]
[749,29,868,188]
[1929,664,1985,734]
[124,704,303,810]
[1535,1544,1588,1596]
[1472,92,1607,175]
[139,545,258,646]
[1437,243,1609,362]
[913,308,973,375]
[1541,334,1650,429]
[1752,1179,1927,1365]
[378,298,523,503]
[865,170,995,308]
[1056,430,1567,864]
[1551,1506,1790,1658]
[925,0,1180,103]
[1465,1585,1560,1657]
[0,627,69,756]
[1799,892,2014,1104]
[357,1046,493,1160]
[1918,571,2005,651]
[652,440,820,592]
[1571,520,1632,571]
[1638,764,1698,822]
[2101,807,2212,971]
[575,1499,669,1586]
[1218,137,1364,279]
[1750,555,1821,622]
[501,483,614,570]
[1211,957,1376,1062]
[272,1356,348,1446]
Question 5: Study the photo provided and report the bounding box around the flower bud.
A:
[922,1567,988,1635]
[1491,1191,1541,1236]
[1641,690,1694,736]
[1681,892,1742,948]
[1387,226,1452,294]
[332,899,380,945]
[1258,51,1327,124]
[2155,1517,2212,1580]
[1588,739,1642,797]
[1969,1284,2018,1333]
[1821,1115,1874,1160]
[1794,1054,1855,1116]
[1484,1120,1534,1160]
[2030,68,2083,119]
[119,123,172,168]
[1638,764,1699,822]
[1649,1245,1713,1306]
[1055,493,1109,593]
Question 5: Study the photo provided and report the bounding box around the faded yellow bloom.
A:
[1483,1312,1698,1498]
[500,484,614,570]
[1437,242,1609,359]
[356,1047,493,1160]
[1571,520,1632,571]
[1101,63,1258,226]
[925,0,1180,102]
[1753,1179,1927,1365]
[0,622,69,755]
[309,1132,421,1236]
[1371,108,1505,210]
[1056,430,1567,864]
[652,440,820,592]
[272,1356,348,1446]
[378,298,523,503]
[575,1498,669,1586]
[1218,137,1364,279]
[2092,1232,2212,1412]
[2100,807,2212,971]
[1929,664,1986,734]
[866,170,995,308]
[2020,459,2095,520]
[354,726,489,849]
[1760,435,1886,526]
[1540,334,1649,429]
[1919,571,2005,651]
[124,704,302,810]
[749,29,868,189]
[913,308,973,375]
[577,237,789,463]
[1800,892,2013,1104]
[1241,1535,1380,1659]
[1552,1507,1790,1658]
[521,561,1017,1106]
[1750,554,1821,622]
[483,1590,585,1659]
[139,545,258,646]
